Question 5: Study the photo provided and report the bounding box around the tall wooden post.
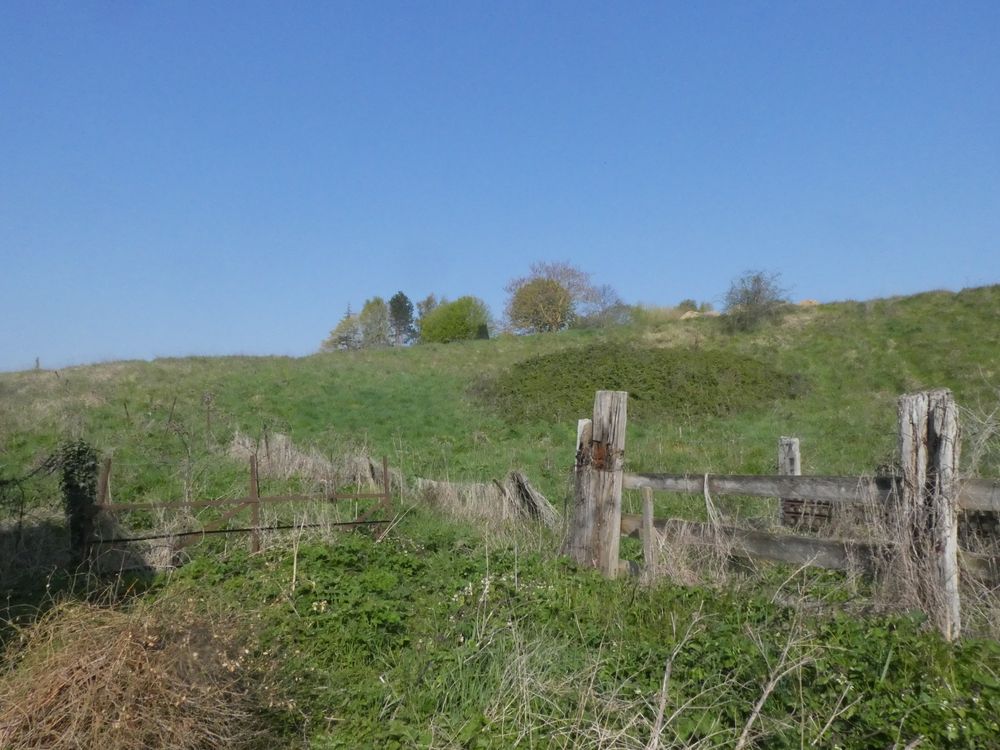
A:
[565,391,628,578]
[898,390,961,640]
[250,455,261,554]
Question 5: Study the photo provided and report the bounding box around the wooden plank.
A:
[958,479,1000,512]
[623,472,999,512]
[960,550,1000,584]
[620,514,882,573]
[623,473,899,503]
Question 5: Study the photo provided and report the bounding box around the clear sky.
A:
[2,1,998,371]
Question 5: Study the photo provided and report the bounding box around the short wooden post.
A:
[777,437,800,525]
[381,455,392,517]
[898,390,961,640]
[249,455,261,554]
[564,391,628,578]
[96,458,112,507]
[641,486,655,580]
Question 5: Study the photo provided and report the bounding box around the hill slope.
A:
[2,285,997,506]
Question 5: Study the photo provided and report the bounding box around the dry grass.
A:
[477,611,821,749]
[228,430,395,493]
[640,472,1000,639]
[0,595,268,750]
[414,471,558,530]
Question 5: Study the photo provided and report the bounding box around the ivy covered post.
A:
[60,440,98,562]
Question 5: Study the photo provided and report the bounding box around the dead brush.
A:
[228,430,395,494]
[0,595,268,750]
[414,472,558,531]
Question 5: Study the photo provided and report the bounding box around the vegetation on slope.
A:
[474,342,802,424]
[1,285,999,747]
[164,518,1000,747]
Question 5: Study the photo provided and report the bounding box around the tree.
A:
[507,277,574,333]
[388,291,416,345]
[419,296,490,343]
[416,293,439,320]
[505,261,625,333]
[414,293,442,343]
[723,270,788,332]
[320,306,362,351]
[575,284,631,328]
[359,297,391,348]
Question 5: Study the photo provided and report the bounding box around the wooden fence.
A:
[84,455,393,557]
[565,389,1000,641]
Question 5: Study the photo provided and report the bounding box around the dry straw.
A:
[0,596,266,750]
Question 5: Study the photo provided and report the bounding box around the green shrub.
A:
[419,296,490,343]
[475,342,801,423]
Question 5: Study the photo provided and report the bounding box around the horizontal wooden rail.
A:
[88,519,388,546]
[623,473,1000,512]
[621,514,1000,584]
[621,513,881,572]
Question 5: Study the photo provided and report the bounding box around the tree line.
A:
[320,264,788,351]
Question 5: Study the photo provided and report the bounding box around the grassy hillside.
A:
[2,285,997,504]
[2,285,999,748]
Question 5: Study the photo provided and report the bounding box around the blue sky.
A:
[2,1,998,371]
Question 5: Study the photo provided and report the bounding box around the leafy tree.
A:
[414,294,442,343]
[677,299,698,312]
[723,270,788,332]
[388,291,416,345]
[321,306,362,351]
[419,296,490,343]
[359,297,391,348]
[505,261,625,333]
[507,277,574,333]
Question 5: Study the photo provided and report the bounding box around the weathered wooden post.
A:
[898,390,961,640]
[778,437,801,526]
[565,391,628,578]
[641,486,656,581]
[60,440,99,563]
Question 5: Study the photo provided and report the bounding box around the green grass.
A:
[164,513,1000,748]
[3,285,997,506]
[2,284,999,747]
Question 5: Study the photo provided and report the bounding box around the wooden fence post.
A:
[250,455,261,554]
[641,486,655,580]
[97,458,112,507]
[778,437,800,526]
[898,390,961,640]
[565,391,628,578]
